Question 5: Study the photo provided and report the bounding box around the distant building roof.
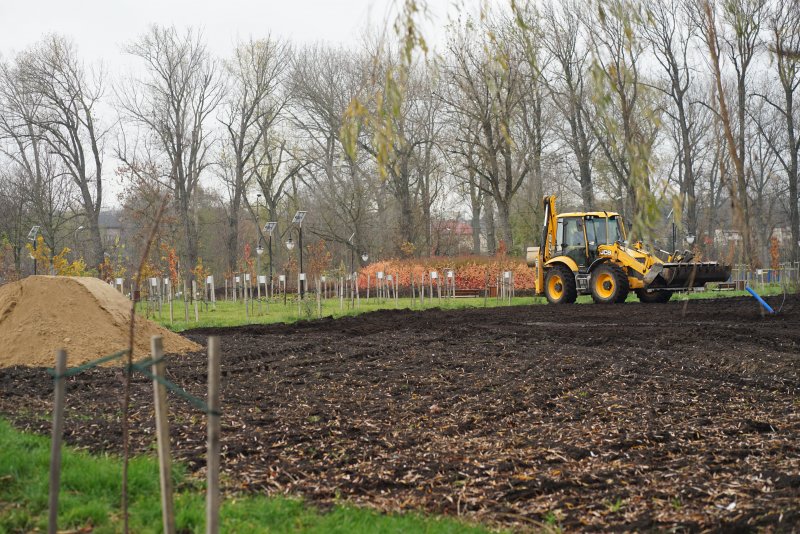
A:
[98,210,123,229]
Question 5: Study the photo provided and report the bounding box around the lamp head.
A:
[285,237,295,251]
[686,234,696,245]
[256,244,264,256]
[361,252,369,262]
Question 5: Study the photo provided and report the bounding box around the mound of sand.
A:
[0,276,200,367]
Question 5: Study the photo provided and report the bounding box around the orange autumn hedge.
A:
[359,255,534,290]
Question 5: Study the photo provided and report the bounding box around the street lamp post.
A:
[27,226,40,275]
[347,233,356,307]
[264,221,277,299]
[255,194,262,301]
[256,243,264,313]
[287,211,307,298]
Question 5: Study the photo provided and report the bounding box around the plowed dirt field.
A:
[2,295,799,531]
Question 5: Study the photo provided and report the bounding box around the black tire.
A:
[544,265,578,304]
[590,263,629,304]
[635,288,672,304]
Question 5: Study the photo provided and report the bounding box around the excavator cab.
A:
[528,196,731,304]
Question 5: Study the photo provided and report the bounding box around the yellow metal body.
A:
[529,196,666,297]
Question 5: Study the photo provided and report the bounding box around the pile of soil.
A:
[0,276,199,367]
[1,294,798,530]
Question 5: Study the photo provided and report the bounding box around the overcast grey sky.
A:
[0,0,484,66]
[0,0,487,206]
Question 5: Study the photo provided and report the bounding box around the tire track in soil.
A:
[1,295,799,531]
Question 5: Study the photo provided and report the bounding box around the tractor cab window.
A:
[586,215,624,245]
[557,216,587,266]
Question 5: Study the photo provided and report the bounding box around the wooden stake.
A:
[183,281,189,322]
[316,277,321,318]
[150,336,175,534]
[48,349,67,534]
[192,280,199,322]
[206,337,221,534]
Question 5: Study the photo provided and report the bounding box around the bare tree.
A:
[219,36,291,273]
[642,0,703,239]
[758,0,800,262]
[541,0,597,209]
[290,44,376,256]
[699,0,765,267]
[15,36,107,269]
[442,14,535,249]
[118,26,223,281]
[584,0,662,233]
[0,54,75,265]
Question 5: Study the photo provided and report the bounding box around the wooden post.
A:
[366,274,370,301]
[150,337,176,534]
[317,277,322,318]
[484,270,489,307]
[244,274,249,321]
[169,284,174,324]
[257,275,262,316]
[339,277,344,310]
[48,349,67,534]
[192,280,199,322]
[206,337,221,534]
[395,273,399,307]
[183,281,190,322]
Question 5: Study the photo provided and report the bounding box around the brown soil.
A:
[1,295,798,531]
[0,276,199,366]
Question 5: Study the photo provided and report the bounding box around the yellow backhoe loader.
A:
[526,196,731,304]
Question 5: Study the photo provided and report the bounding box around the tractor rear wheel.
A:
[590,263,629,304]
[544,265,577,304]
[635,288,672,303]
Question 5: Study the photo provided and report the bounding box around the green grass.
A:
[139,295,533,332]
[0,419,493,533]
[139,283,793,332]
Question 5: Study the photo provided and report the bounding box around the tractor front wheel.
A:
[544,265,577,304]
[590,263,629,304]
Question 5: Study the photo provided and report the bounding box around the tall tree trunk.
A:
[226,214,239,275]
[470,176,482,255]
[87,215,104,273]
[494,198,513,251]
[484,193,496,255]
[786,84,799,263]
[677,101,697,239]
[575,112,594,209]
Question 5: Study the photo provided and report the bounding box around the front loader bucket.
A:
[660,262,731,288]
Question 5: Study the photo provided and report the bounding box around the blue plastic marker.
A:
[745,286,775,314]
